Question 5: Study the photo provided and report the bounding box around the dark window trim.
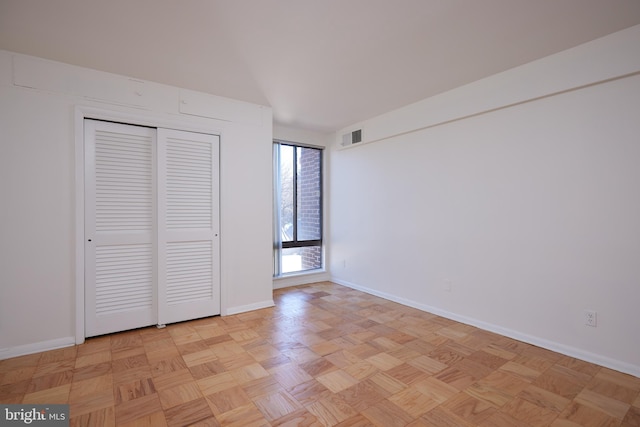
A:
[282,239,322,249]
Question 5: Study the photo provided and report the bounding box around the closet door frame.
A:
[74,105,224,344]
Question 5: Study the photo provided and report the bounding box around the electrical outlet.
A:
[584,310,597,327]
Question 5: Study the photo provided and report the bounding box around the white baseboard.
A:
[225,299,275,316]
[0,336,76,361]
[331,277,640,378]
[273,271,331,289]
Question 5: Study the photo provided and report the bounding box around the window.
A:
[274,142,323,275]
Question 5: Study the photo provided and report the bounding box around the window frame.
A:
[274,140,324,275]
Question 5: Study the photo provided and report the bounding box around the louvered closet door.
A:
[85,120,157,337]
[157,129,220,325]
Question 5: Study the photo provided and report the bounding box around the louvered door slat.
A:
[166,241,213,304]
[95,130,153,233]
[166,136,212,230]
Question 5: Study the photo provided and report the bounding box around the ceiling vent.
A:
[341,129,362,148]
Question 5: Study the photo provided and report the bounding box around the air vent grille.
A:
[340,129,363,147]
[352,129,362,144]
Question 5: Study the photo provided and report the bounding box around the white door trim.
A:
[74,105,224,344]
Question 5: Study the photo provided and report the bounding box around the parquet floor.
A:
[1,282,639,426]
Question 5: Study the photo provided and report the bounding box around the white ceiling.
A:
[2,0,640,133]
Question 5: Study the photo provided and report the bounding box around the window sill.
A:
[273,269,330,289]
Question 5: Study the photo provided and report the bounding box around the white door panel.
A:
[85,120,157,337]
[157,129,220,325]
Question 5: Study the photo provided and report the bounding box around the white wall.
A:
[0,51,274,358]
[329,26,640,376]
[273,124,331,148]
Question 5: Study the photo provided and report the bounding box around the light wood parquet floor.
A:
[1,282,639,426]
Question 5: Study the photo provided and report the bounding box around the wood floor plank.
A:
[206,385,252,415]
[501,396,560,426]
[213,402,270,427]
[270,408,321,427]
[72,361,112,382]
[69,388,115,417]
[117,411,167,427]
[517,384,572,413]
[441,392,497,425]
[114,393,163,425]
[22,383,71,404]
[75,350,112,369]
[557,401,622,427]
[361,398,414,427]
[153,368,195,390]
[336,380,386,412]
[115,378,156,404]
[253,390,301,421]
[197,371,238,396]
[574,388,631,419]
[70,406,116,427]
[163,397,213,427]
[69,373,113,401]
[389,387,440,418]
[158,382,203,410]
[27,369,74,392]
[316,369,359,393]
